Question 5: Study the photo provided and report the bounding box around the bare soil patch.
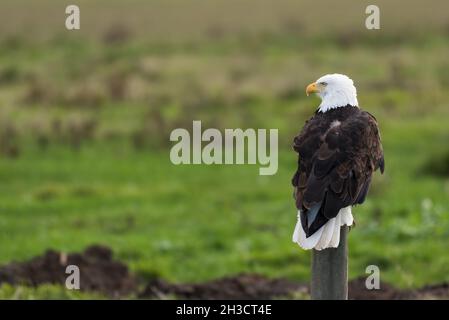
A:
[1,245,448,299]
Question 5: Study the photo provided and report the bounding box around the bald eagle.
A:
[292,74,384,250]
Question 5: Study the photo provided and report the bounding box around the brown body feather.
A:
[292,105,384,237]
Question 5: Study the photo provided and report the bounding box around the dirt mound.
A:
[415,283,449,299]
[140,273,308,300]
[349,278,449,300]
[153,275,448,300]
[348,277,413,300]
[0,245,136,297]
[141,274,449,300]
[1,245,449,299]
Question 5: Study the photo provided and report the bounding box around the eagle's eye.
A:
[318,81,328,86]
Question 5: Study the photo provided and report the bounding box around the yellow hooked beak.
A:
[306,82,319,96]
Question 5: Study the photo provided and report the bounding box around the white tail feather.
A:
[329,212,341,248]
[315,216,335,250]
[292,206,353,250]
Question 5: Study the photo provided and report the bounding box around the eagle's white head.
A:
[306,73,359,113]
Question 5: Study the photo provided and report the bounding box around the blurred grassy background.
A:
[0,0,449,298]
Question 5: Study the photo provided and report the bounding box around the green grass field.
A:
[0,0,449,299]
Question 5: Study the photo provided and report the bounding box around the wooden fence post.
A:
[311,226,348,300]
